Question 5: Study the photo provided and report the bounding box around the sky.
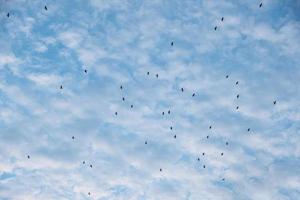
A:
[0,0,300,199]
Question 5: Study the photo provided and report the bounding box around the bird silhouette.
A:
[84,69,88,73]
[237,94,239,98]
[60,85,63,89]
[221,152,224,156]
[27,155,30,159]
[197,158,200,161]
[221,17,224,21]
[90,164,93,168]
[192,93,195,97]
[202,152,205,156]
[236,106,239,110]
[122,97,125,101]
[170,126,173,130]
[203,165,206,168]
[162,111,165,115]
[130,105,133,108]
[226,142,229,146]
[147,72,150,75]
[120,85,123,90]
[83,161,85,164]
[206,135,209,139]
[168,110,170,114]
[72,136,75,140]
[7,13,10,18]
[145,141,147,145]
[115,112,118,116]
[236,81,239,85]
[222,178,225,181]
[88,192,91,196]
[259,3,263,7]
[214,26,217,30]
[209,126,212,129]
[160,168,162,172]
[156,74,159,78]
[226,75,229,78]
[174,135,176,139]
[181,88,184,92]
[44,5,48,10]
[273,100,277,105]
[171,42,174,46]
[247,128,250,132]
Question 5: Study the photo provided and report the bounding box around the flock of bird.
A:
[4,2,278,198]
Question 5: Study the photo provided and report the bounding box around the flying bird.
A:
[83,161,85,164]
[222,178,225,181]
[171,41,174,46]
[90,164,93,168]
[197,158,200,161]
[44,5,48,10]
[226,142,229,146]
[206,135,209,139]
[160,168,162,172]
[122,97,125,101]
[115,112,118,116]
[27,155,30,159]
[7,13,9,18]
[156,74,159,78]
[209,126,212,129]
[60,85,63,89]
[202,152,205,156]
[168,110,170,114]
[221,152,224,156]
[236,106,239,110]
[130,105,133,108]
[203,165,206,168]
[181,88,184,92]
[72,136,75,140]
[192,93,195,97]
[226,75,229,78]
[170,126,173,130]
[221,17,224,21]
[84,69,88,74]
[273,100,277,105]
[236,81,239,85]
[247,128,250,132]
[147,72,150,75]
[88,192,91,196]
[162,111,165,115]
[120,85,123,90]
[145,141,147,145]
[174,135,176,139]
[237,94,239,98]
[259,3,263,7]
[214,26,217,30]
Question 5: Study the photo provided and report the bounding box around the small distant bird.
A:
[27,155,30,159]
[120,85,123,90]
[226,142,229,146]
[156,74,159,78]
[160,168,162,172]
[236,81,239,85]
[209,126,212,129]
[83,161,85,164]
[197,158,200,161]
[214,26,217,30]
[237,94,239,98]
[130,105,133,108]
[221,17,224,21]
[90,164,93,168]
[145,141,147,145]
[222,178,225,181]
[181,88,184,92]
[168,110,170,114]
[88,192,91,196]
[115,112,118,116]
[192,93,195,97]
[60,85,63,89]
[170,126,173,130]
[72,136,75,140]
[273,100,277,105]
[259,3,263,7]
[221,152,224,156]
[7,13,10,18]
[247,128,250,132]
[203,165,206,168]
[207,135,209,139]
[202,152,205,156]
[147,72,150,75]
[122,97,125,101]
[226,75,229,78]
[84,69,88,73]
[174,135,176,139]
[236,106,239,110]
[162,111,165,115]
[44,5,48,10]
[171,42,174,46]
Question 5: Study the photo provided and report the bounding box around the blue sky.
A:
[0,0,300,199]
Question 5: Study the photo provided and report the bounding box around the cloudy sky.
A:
[0,0,300,199]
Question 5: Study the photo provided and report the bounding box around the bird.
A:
[197,158,200,161]
[214,26,217,30]
[206,135,209,139]
[209,126,212,129]
[44,5,48,10]
[226,75,229,78]
[156,74,159,78]
[171,41,174,46]
[174,135,176,139]
[7,13,10,18]
[181,88,184,92]
[120,85,123,90]
[170,126,173,130]
[273,100,277,105]
[122,97,125,101]
[221,152,224,156]
[60,85,63,89]
[27,155,30,159]
[72,136,75,140]
[162,111,165,115]
[192,93,195,97]
[90,164,93,168]
[236,81,239,85]
[84,69,88,74]
[115,112,118,116]
[221,17,224,21]
[222,178,225,181]
[247,128,250,132]
[236,106,239,110]
[147,72,150,75]
[259,3,263,7]
[202,152,205,156]
[88,192,91,196]
[160,168,162,172]
[83,161,85,164]
[130,105,133,108]
[226,142,229,146]
[203,165,206,168]
[168,110,170,114]
[237,94,239,98]
[145,141,147,145]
